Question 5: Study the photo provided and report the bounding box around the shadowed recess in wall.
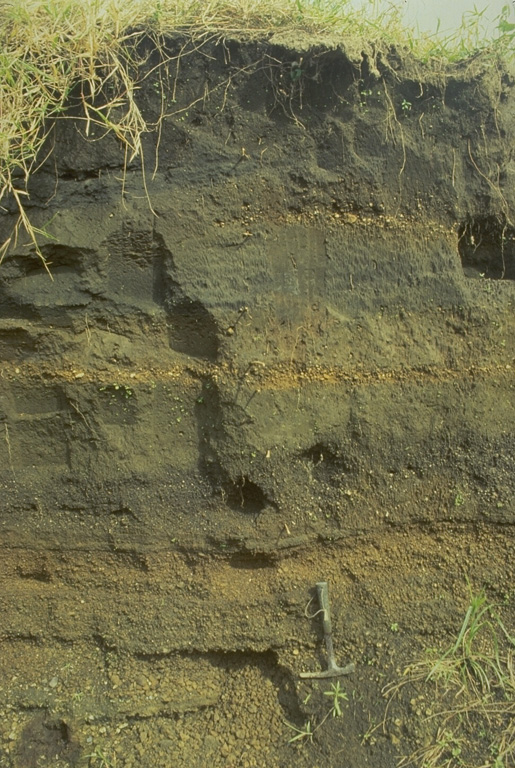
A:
[458,217,515,280]
[302,442,353,484]
[193,380,271,514]
[166,298,219,360]
[223,475,272,515]
[12,712,81,768]
[156,248,220,360]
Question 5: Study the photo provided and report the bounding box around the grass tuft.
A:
[384,584,515,768]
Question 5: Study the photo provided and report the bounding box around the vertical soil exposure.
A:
[0,35,514,768]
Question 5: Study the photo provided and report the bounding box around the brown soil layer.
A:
[0,36,514,767]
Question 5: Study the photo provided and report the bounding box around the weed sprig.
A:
[285,679,349,745]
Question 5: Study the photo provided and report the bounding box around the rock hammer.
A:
[300,581,355,679]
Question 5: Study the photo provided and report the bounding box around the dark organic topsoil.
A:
[0,34,514,768]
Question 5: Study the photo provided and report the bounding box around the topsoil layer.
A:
[0,35,514,768]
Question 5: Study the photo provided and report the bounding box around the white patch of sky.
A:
[351,0,514,35]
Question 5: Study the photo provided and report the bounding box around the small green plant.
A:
[99,383,133,399]
[361,718,379,746]
[390,622,399,633]
[71,691,84,702]
[359,88,373,108]
[454,490,465,507]
[290,59,303,82]
[323,680,349,717]
[285,719,314,744]
[87,746,117,768]
[401,98,412,114]
[415,727,465,768]
[287,680,350,746]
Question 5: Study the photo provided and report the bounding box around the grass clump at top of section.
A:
[1,0,514,268]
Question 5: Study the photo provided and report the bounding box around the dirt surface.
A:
[0,36,514,767]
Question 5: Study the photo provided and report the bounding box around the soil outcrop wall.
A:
[0,38,514,768]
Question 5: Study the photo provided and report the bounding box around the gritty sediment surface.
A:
[0,37,514,767]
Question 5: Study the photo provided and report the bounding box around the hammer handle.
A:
[300,580,354,677]
[316,581,336,661]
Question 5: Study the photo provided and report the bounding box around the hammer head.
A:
[299,660,355,679]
